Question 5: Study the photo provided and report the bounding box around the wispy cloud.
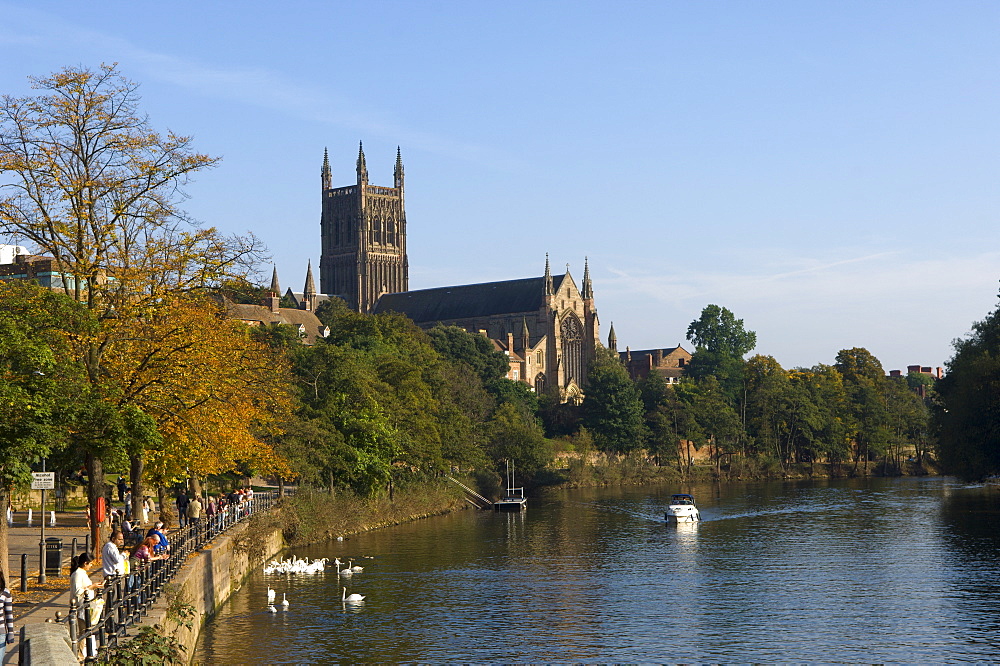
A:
[0,4,518,169]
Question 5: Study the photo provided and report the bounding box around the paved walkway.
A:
[4,508,152,664]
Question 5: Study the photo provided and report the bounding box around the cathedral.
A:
[315,146,601,401]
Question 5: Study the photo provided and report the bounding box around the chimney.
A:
[507,332,514,352]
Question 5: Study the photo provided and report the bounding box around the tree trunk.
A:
[156,485,174,528]
[85,453,106,563]
[130,453,144,526]
[189,475,202,500]
[277,477,285,497]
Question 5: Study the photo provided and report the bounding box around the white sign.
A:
[31,472,54,490]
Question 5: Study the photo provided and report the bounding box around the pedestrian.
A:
[0,569,13,661]
[69,552,100,636]
[124,488,132,520]
[131,536,165,564]
[175,491,189,528]
[116,476,126,503]
[187,494,203,526]
[146,521,170,555]
[141,496,151,525]
[101,529,126,580]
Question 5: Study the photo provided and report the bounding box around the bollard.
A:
[71,537,78,567]
[20,553,27,592]
[27,508,32,526]
[50,510,56,527]
[84,534,90,557]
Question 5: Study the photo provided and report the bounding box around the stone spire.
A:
[608,322,617,352]
[544,253,553,296]
[582,256,593,299]
[269,265,280,297]
[303,260,316,310]
[394,146,404,189]
[321,147,332,190]
[356,141,367,184]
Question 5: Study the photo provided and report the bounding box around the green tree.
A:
[485,402,552,483]
[581,348,645,453]
[637,372,700,470]
[685,304,756,401]
[834,348,891,473]
[935,298,1000,480]
[743,355,792,465]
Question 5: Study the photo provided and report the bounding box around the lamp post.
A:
[38,458,46,584]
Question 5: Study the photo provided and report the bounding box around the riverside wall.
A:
[143,516,286,663]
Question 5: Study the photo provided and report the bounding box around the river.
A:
[194,476,1000,663]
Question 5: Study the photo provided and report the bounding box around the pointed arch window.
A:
[560,314,584,385]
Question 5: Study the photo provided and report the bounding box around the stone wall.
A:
[141,515,285,662]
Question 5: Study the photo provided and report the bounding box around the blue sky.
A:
[2,1,999,372]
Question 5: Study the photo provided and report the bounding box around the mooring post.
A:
[19,553,27,593]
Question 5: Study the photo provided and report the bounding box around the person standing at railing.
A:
[102,529,126,580]
[0,570,14,661]
[175,491,189,528]
[69,553,100,641]
[132,536,166,564]
[187,494,203,527]
[147,521,170,555]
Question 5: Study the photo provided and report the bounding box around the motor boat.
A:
[664,493,700,523]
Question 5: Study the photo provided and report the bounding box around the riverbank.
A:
[112,482,468,662]
[548,452,940,489]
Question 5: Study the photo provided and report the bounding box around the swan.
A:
[342,587,365,603]
[339,562,353,576]
[267,604,277,613]
[282,593,289,608]
[350,559,364,573]
[267,587,275,604]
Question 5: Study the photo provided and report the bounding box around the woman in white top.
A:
[69,553,100,627]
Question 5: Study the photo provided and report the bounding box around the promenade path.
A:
[3,508,154,664]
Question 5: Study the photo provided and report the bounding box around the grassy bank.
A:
[241,480,468,554]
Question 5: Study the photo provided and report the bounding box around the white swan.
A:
[267,604,277,613]
[267,587,275,604]
[342,587,365,603]
[281,593,289,608]
[350,559,364,573]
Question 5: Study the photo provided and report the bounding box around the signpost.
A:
[32,468,53,583]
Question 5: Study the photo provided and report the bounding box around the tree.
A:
[581,348,645,453]
[935,297,1000,480]
[637,372,700,470]
[686,304,757,358]
[0,64,264,549]
[685,305,756,401]
[0,282,88,578]
[835,348,889,474]
[743,355,792,465]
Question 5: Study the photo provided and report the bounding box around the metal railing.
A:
[66,491,280,661]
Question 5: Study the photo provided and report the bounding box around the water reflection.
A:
[195,477,1000,663]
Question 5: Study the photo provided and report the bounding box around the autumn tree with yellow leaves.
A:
[0,64,276,548]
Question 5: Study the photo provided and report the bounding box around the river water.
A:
[194,477,1000,663]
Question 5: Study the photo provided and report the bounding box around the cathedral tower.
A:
[319,143,409,313]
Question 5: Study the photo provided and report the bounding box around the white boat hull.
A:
[665,507,701,523]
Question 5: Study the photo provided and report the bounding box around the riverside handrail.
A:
[445,475,493,509]
[66,491,280,661]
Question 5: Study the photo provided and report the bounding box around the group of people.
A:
[175,487,255,530]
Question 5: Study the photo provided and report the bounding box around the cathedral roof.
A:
[373,274,567,323]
